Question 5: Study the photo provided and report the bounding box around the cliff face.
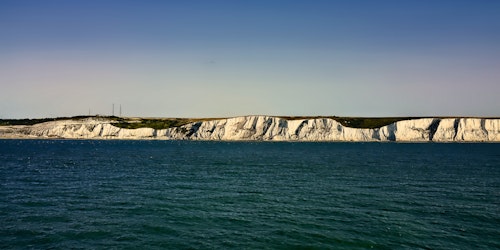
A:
[1,116,499,142]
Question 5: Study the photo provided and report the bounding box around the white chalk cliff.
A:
[1,116,499,142]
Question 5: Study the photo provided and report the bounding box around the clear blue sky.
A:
[1,0,499,118]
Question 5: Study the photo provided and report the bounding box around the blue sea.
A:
[0,140,499,249]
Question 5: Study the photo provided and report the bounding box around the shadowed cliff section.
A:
[428,119,441,141]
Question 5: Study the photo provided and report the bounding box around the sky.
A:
[1,0,499,118]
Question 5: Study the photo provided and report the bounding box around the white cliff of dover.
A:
[0,116,499,142]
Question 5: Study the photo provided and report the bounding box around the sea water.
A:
[0,140,499,249]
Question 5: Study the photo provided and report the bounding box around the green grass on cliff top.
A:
[1,115,487,129]
[0,115,425,129]
[0,116,214,130]
[281,116,419,129]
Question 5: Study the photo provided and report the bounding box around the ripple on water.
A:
[0,140,499,249]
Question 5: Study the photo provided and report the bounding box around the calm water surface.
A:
[0,140,499,249]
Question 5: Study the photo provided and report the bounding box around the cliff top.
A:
[1,115,498,130]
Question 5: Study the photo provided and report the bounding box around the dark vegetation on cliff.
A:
[0,115,426,129]
[0,116,94,126]
[337,117,416,129]
[112,117,213,130]
[113,116,423,130]
[0,116,194,130]
[281,116,421,129]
